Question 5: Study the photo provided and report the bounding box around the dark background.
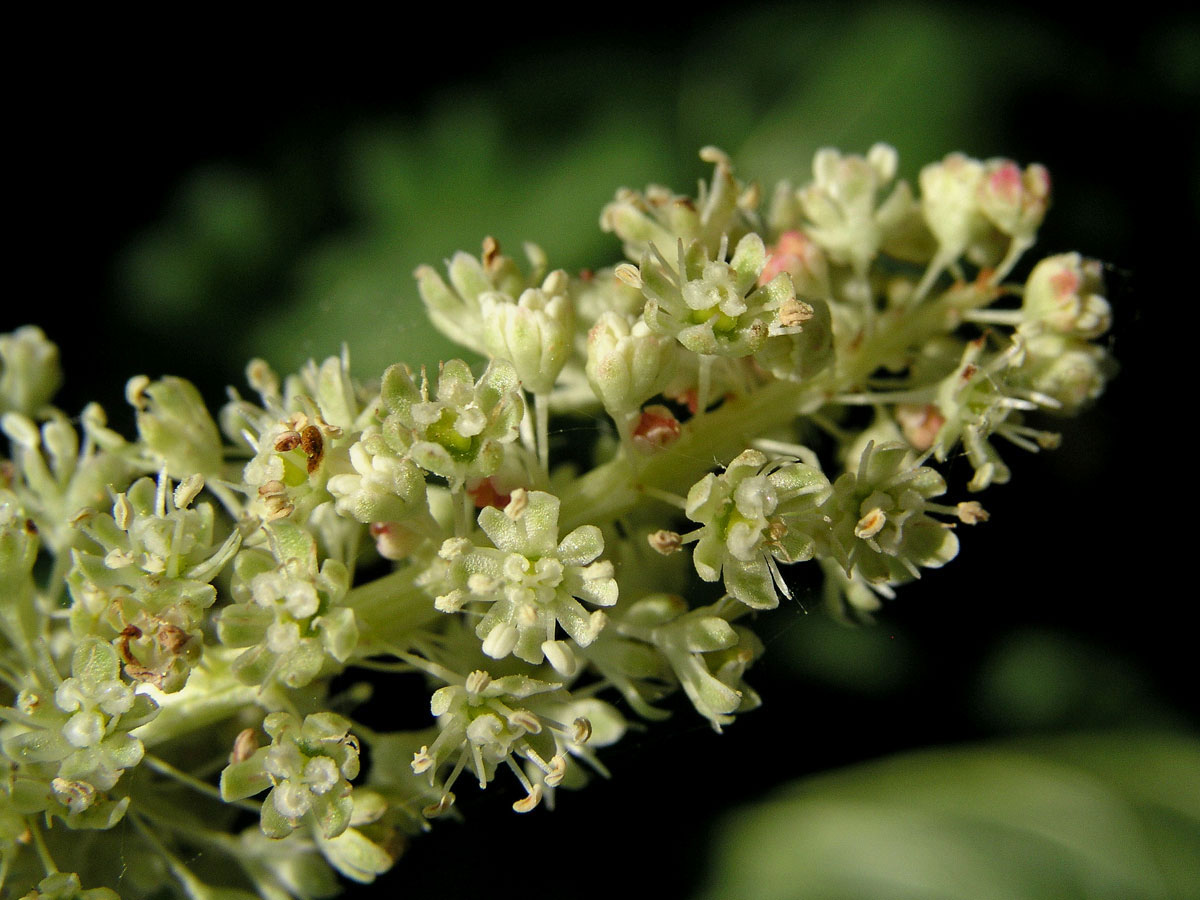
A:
[6,4,1193,897]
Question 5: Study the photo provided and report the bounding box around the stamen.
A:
[956,501,989,524]
[571,717,592,745]
[512,784,543,814]
[230,728,259,765]
[545,755,568,787]
[854,508,887,540]
[422,792,456,818]
[464,670,492,696]
[504,488,529,520]
[173,474,204,510]
[614,263,643,290]
[648,530,682,555]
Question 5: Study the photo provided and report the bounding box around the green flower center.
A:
[426,409,476,459]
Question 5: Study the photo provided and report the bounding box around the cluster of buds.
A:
[0,143,1113,899]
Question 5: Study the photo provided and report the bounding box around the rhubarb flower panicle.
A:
[0,325,62,418]
[1,408,136,557]
[416,237,548,357]
[607,594,763,732]
[1,638,157,828]
[796,143,904,279]
[66,471,240,692]
[585,310,679,419]
[217,521,356,688]
[220,350,368,529]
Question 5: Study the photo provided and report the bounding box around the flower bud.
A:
[919,153,991,260]
[799,143,899,274]
[328,433,428,524]
[585,312,677,415]
[978,159,1050,241]
[481,271,575,395]
[129,376,223,478]
[0,490,38,584]
[1019,333,1111,414]
[1020,253,1111,338]
[0,325,62,416]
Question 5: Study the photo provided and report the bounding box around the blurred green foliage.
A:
[112,2,1184,382]
[698,732,1200,900]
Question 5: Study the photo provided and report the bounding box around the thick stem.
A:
[559,288,973,532]
[348,565,441,655]
[535,392,550,480]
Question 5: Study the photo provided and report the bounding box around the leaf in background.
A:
[238,101,677,378]
[697,732,1200,900]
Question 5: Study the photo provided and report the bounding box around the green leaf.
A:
[698,732,1200,900]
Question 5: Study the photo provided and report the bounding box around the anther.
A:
[423,793,456,818]
[230,728,259,765]
[113,493,133,530]
[464,670,492,696]
[544,755,568,787]
[648,530,682,555]
[854,508,887,540]
[411,746,434,775]
[956,501,989,524]
[507,710,542,734]
[571,717,592,744]
[614,263,643,289]
[512,784,543,813]
[777,297,814,328]
[504,488,528,520]
[173,474,204,509]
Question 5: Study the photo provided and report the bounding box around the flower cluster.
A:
[0,144,1113,898]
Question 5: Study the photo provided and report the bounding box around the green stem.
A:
[535,392,550,481]
[347,565,441,655]
[142,753,261,813]
[133,669,260,750]
[559,289,976,532]
[28,819,57,876]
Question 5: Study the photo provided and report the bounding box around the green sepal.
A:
[487,674,562,700]
[678,615,738,653]
[3,728,71,764]
[316,826,395,884]
[317,606,358,663]
[216,603,272,648]
[62,795,131,830]
[315,792,354,839]
[278,643,325,688]
[71,637,120,684]
[622,593,688,629]
[220,752,272,802]
[265,520,317,574]
[260,792,297,838]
